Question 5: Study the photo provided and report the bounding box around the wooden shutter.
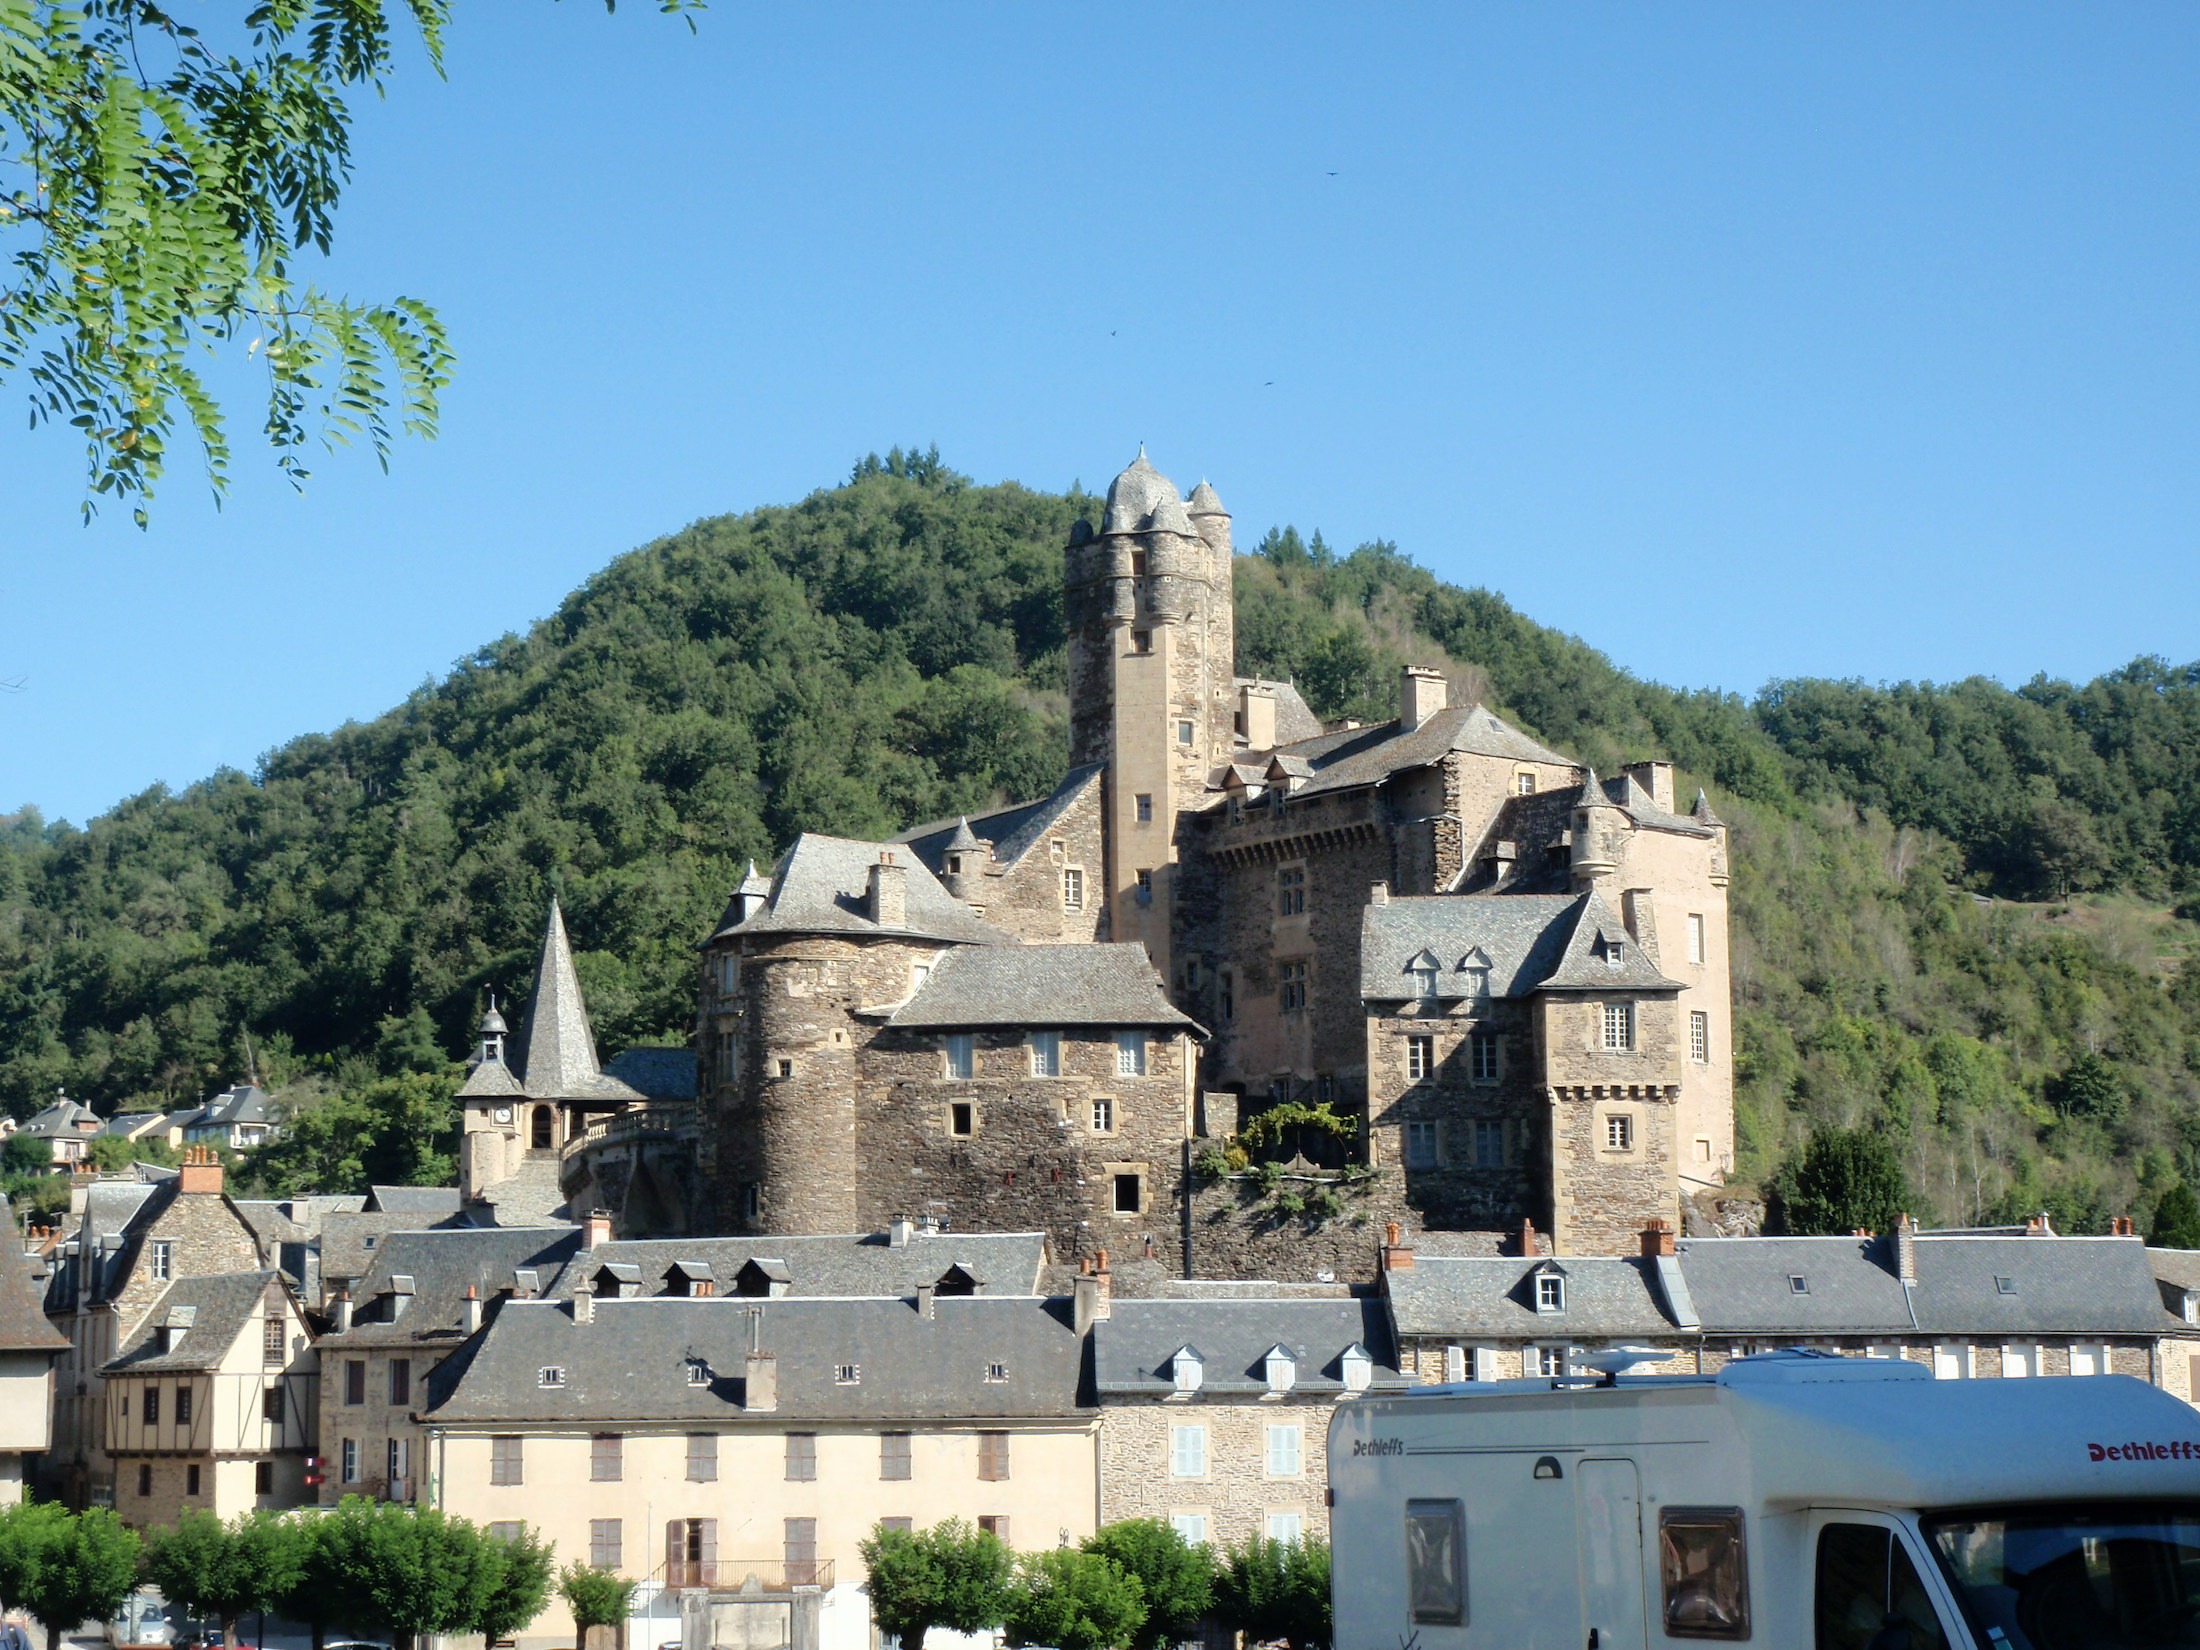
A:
[666,1520,685,1588]
[785,1518,818,1586]
[698,1518,717,1586]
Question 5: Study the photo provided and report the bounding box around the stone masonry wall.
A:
[1365,999,1546,1232]
[1184,1176,1405,1284]
[1099,1399,1330,1547]
[1541,994,1683,1254]
[962,779,1108,946]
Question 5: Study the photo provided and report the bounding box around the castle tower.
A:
[1064,451,1236,975]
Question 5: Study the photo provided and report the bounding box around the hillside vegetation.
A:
[3,449,2197,1228]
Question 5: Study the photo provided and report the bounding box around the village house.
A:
[420,1289,1095,1650]
[0,1197,68,1501]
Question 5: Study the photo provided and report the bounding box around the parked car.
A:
[106,1590,173,1650]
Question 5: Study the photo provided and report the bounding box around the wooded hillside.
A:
[4,448,2196,1227]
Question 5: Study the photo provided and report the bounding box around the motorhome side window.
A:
[1405,1498,1466,1626]
[1660,1507,1750,1639]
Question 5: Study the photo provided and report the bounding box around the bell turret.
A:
[478,996,508,1065]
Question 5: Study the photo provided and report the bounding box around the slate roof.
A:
[1538,891,1685,992]
[604,1047,698,1102]
[1909,1235,2171,1337]
[1232,679,1323,747]
[101,1113,166,1140]
[1093,1299,1406,1396]
[321,1207,477,1287]
[1674,1237,1917,1336]
[1244,702,1576,802]
[1382,1256,1681,1339]
[107,1271,281,1373]
[459,901,643,1109]
[195,1084,275,1126]
[1360,889,1678,1001]
[896,765,1106,875]
[367,1186,466,1217]
[719,834,1009,946]
[1099,448,1180,537]
[44,1178,174,1313]
[0,1198,67,1353]
[547,1231,1049,1301]
[322,1226,586,1346]
[425,1295,1091,1424]
[887,945,1196,1031]
[18,1099,101,1139]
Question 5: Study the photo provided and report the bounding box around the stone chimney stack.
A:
[1369,881,1390,906]
[888,1216,915,1248]
[178,1144,224,1197]
[1622,760,1676,813]
[463,1286,482,1334]
[1090,1249,1113,1322]
[914,1281,935,1319]
[1400,667,1448,734]
[1639,1218,1676,1259]
[1072,1258,1104,1334]
[869,852,907,928]
[1894,1213,1918,1285]
[572,1286,594,1325]
[584,1209,612,1250]
[743,1351,778,1412]
[332,1290,353,1333]
[1517,1218,1542,1258]
[1381,1220,1415,1271]
[1240,683,1278,751]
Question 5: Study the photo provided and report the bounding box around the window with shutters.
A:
[785,1432,817,1481]
[1170,1513,1207,1546]
[686,1433,717,1481]
[785,1519,819,1587]
[881,1431,912,1480]
[490,1436,522,1486]
[978,1515,1011,1543]
[977,1431,1011,1482]
[668,1519,717,1590]
[1442,1345,1467,1383]
[389,1358,410,1406]
[592,1433,623,1481]
[1602,1002,1635,1051]
[880,1518,913,1536]
[590,1520,622,1571]
[1266,1424,1302,1477]
[386,1438,408,1483]
[263,1314,286,1367]
[1171,1424,1207,1478]
[344,1360,365,1405]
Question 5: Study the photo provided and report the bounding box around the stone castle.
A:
[464,450,1735,1275]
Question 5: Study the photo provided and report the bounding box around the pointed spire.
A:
[1692,788,1725,827]
[946,816,983,853]
[1187,479,1227,516]
[513,897,604,1099]
[737,858,771,897]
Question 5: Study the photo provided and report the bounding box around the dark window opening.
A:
[1113,1174,1142,1214]
[950,1102,974,1137]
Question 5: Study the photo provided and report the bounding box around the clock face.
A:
[492,1106,513,1124]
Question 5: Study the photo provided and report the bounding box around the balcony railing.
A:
[662,1559,832,1592]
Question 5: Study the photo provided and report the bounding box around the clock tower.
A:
[458,997,526,1202]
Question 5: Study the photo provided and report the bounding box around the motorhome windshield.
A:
[1924,1505,2200,1649]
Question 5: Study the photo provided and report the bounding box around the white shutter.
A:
[1266,1424,1301,1477]
[1171,1425,1206,1478]
[1442,1345,1466,1383]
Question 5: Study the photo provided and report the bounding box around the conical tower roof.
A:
[514,898,605,1098]
[945,817,985,853]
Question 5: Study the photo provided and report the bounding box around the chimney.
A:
[1639,1218,1676,1259]
[332,1291,353,1334]
[743,1351,778,1412]
[1620,889,1661,962]
[1517,1218,1541,1258]
[1622,760,1676,813]
[1369,881,1390,906]
[914,1280,935,1319]
[1400,667,1448,734]
[584,1209,612,1250]
[1090,1249,1113,1322]
[1381,1220,1415,1271]
[2024,1212,2055,1237]
[177,1144,224,1197]
[573,1286,594,1325]
[1894,1214,1918,1285]
[463,1286,482,1334]
[887,1216,915,1248]
[868,852,907,928]
[2112,1215,2136,1238]
[1072,1258,1103,1335]
[1240,683,1278,751]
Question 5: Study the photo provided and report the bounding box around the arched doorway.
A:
[531,1105,554,1150]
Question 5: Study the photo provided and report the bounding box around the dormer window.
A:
[686,1359,711,1386]
[1605,939,1624,970]
[1340,1343,1373,1394]
[1535,1273,1566,1314]
[538,1366,566,1389]
[1170,1346,1203,1398]
[1262,1346,1296,1398]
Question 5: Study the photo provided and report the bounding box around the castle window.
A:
[786,1432,818,1480]
[1130,630,1152,655]
[1113,1172,1143,1214]
[741,1183,761,1223]
[1116,1032,1146,1077]
[1278,961,1308,1014]
[1470,1031,1500,1083]
[150,1241,172,1282]
[1131,551,1149,578]
[1474,1120,1505,1168]
[1136,794,1154,824]
[1219,972,1234,1023]
[1407,1037,1434,1082]
[1606,1115,1634,1152]
[1688,912,1706,964]
[1695,1137,1712,1164]
[1404,1121,1438,1169]
[1516,771,1536,796]
[1691,1011,1710,1064]
[949,1102,975,1137]
[1276,865,1306,916]
[1091,1097,1114,1133]
[1030,1032,1061,1077]
[1605,940,1624,970]
[880,1432,911,1480]
[1137,868,1153,894]
[945,1034,975,1079]
[1177,719,1195,747]
[1601,1003,1635,1052]
[1062,867,1084,911]
[912,961,932,993]
[777,1059,793,1078]
[978,1431,1011,1481]
[985,1361,1008,1383]
[687,1359,711,1387]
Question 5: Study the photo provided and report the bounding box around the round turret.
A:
[480,1004,508,1037]
[1101,447,1183,535]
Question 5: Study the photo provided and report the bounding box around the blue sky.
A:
[5,4,2198,825]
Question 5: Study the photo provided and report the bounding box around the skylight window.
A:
[1995,1276,2017,1296]
[1788,1275,1809,1295]
[537,1366,566,1389]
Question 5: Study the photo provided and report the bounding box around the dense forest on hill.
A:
[2,448,2197,1226]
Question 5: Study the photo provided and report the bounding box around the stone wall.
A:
[958,777,1108,946]
[1365,1000,1546,1231]
[1098,1400,1328,1546]
[1540,995,1683,1254]
[1183,1176,1403,1284]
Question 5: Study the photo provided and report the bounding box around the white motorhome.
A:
[1330,1349,2200,1650]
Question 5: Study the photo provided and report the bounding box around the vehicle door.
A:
[1577,1458,1648,1650]
[1809,1511,1968,1650]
